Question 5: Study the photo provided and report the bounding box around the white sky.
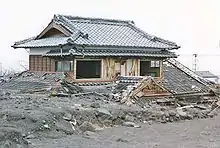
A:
[0,0,220,74]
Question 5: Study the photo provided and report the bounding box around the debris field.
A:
[0,60,219,148]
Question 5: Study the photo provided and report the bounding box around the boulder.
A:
[63,113,72,121]
[125,115,135,122]
[97,108,112,118]
[79,121,98,132]
[122,122,141,128]
[90,102,100,108]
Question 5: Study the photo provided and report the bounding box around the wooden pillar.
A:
[73,58,77,79]
[137,59,140,76]
[101,59,105,79]
[159,60,163,79]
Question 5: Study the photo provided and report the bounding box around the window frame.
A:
[55,60,73,72]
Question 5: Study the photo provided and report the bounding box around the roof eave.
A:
[74,43,179,50]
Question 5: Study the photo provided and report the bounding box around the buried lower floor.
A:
[29,55,163,81]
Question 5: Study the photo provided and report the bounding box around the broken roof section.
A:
[12,14,180,50]
[161,62,211,95]
[115,59,214,100]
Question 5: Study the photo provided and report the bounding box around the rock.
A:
[160,120,167,123]
[83,131,99,139]
[144,120,153,125]
[169,117,174,122]
[22,133,26,138]
[122,122,141,128]
[207,111,217,118]
[4,92,11,96]
[63,113,72,121]
[116,138,128,143]
[43,124,50,129]
[79,121,98,132]
[176,108,187,117]
[186,114,193,120]
[125,115,135,122]
[97,108,112,117]
[56,120,75,135]
[90,102,100,108]
[168,110,177,116]
[26,134,35,139]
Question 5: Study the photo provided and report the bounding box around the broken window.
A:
[140,60,160,77]
[55,61,73,72]
[76,60,101,79]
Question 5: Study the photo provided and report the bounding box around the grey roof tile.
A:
[161,64,210,93]
[13,14,180,50]
[114,61,211,94]
[13,37,69,48]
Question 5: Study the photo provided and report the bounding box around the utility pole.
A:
[192,54,198,72]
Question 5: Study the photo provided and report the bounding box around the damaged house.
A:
[12,14,179,82]
[12,14,216,101]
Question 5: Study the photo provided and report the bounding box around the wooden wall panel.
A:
[42,57,47,71]
[46,57,50,71]
[29,55,55,72]
[51,58,55,72]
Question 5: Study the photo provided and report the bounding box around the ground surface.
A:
[0,91,219,148]
[32,116,220,148]
[0,73,219,148]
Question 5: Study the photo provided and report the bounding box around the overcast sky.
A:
[0,0,220,74]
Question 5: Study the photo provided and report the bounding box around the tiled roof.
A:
[161,64,210,93]
[44,48,177,58]
[14,37,69,48]
[13,14,180,50]
[114,61,212,95]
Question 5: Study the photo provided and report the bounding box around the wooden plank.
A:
[51,58,55,72]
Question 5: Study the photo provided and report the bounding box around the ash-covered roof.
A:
[13,14,180,50]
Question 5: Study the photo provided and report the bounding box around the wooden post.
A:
[73,58,77,80]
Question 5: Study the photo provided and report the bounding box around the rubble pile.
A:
[0,92,218,147]
[0,71,65,93]
[0,64,219,147]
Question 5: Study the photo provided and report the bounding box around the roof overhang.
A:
[43,48,177,58]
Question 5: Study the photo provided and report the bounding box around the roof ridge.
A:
[127,22,179,49]
[54,15,82,35]
[57,14,133,25]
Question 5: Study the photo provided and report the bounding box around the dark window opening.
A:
[76,60,101,79]
[55,61,73,72]
[140,61,160,77]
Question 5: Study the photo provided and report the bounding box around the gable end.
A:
[37,21,72,39]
